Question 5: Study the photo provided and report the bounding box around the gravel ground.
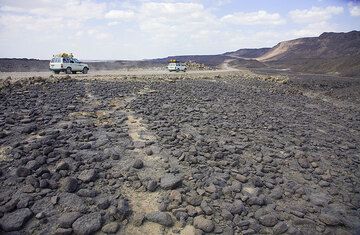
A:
[0,68,236,81]
[0,71,359,235]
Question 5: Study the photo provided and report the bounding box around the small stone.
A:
[187,194,203,206]
[133,159,144,169]
[193,216,214,233]
[31,198,54,215]
[221,209,233,220]
[35,212,45,219]
[204,184,216,193]
[3,198,19,212]
[0,208,33,231]
[243,229,256,235]
[319,213,342,226]
[51,196,59,205]
[291,210,305,218]
[319,180,330,187]
[58,193,86,213]
[273,222,289,234]
[101,222,120,233]
[270,187,283,199]
[133,212,145,227]
[147,180,158,192]
[97,197,110,210]
[145,149,153,156]
[59,212,82,228]
[72,212,102,235]
[298,158,310,168]
[61,177,78,193]
[229,200,245,214]
[160,174,182,189]
[54,228,73,235]
[56,161,70,171]
[236,174,248,183]
[259,213,278,227]
[169,190,182,203]
[146,212,174,227]
[22,124,37,134]
[78,169,97,183]
[116,199,131,221]
[39,179,49,188]
[16,167,31,177]
[200,201,213,215]
[77,189,98,198]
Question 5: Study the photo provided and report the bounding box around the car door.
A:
[63,58,70,70]
[74,59,83,71]
[69,59,79,71]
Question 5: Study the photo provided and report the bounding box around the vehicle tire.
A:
[183,69,187,72]
[54,71,60,74]
[176,68,180,72]
[82,67,88,74]
[66,67,72,74]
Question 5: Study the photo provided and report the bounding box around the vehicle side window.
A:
[70,59,74,63]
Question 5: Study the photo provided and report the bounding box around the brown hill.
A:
[223,48,271,59]
[258,31,360,76]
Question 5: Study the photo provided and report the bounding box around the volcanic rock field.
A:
[0,71,359,235]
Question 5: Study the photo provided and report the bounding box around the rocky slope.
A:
[223,48,271,59]
[258,31,360,76]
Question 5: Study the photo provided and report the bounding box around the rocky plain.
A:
[0,69,359,235]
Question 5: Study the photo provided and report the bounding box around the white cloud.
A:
[221,10,285,25]
[214,0,232,6]
[0,0,107,34]
[0,0,354,60]
[105,10,134,20]
[289,6,343,23]
[107,21,119,26]
[349,2,360,16]
[291,21,335,37]
[136,2,219,43]
[0,0,106,21]
[0,14,63,31]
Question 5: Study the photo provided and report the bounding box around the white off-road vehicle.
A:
[49,55,89,74]
[167,60,187,72]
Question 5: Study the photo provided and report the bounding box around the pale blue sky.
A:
[0,0,359,60]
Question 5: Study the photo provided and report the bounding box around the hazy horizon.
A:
[0,0,359,60]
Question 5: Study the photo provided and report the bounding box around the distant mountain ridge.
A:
[0,31,359,76]
[258,30,360,61]
[257,30,360,76]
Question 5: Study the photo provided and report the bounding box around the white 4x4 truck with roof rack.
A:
[167,59,187,72]
[49,53,89,74]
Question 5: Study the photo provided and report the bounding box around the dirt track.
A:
[0,69,359,235]
[0,69,238,81]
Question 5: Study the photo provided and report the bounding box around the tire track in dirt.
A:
[108,86,186,234]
